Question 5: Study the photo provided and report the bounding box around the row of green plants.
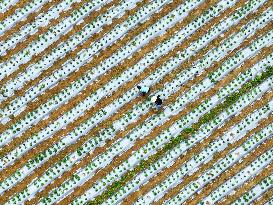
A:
[87,65,272,204]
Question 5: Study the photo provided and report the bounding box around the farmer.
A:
[151,95,163,109]
[137,85,150,96]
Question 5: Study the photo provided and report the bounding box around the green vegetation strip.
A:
[88,66,273,205]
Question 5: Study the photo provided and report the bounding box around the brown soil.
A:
[0,0,61,42]
[57,28,273,205]
[154,92,273,205]
[252,187,273,205]
[0,0,217,169]
[219,163,273,205]
[0,0,113,62]
[0,0,30,21]
[185,116,273,204]
[123,71,273,204]
[0,0,120,85]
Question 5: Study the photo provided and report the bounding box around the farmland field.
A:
[0,0,272,204]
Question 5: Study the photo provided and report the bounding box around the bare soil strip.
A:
[252,188,273,205]
[0,0,251,181]
[0,0,183,112]
[154,92,273,205]
[0,0,61,43]
[0,0,31,22]
[218,163,273,205]
[56,34,273,205]
[0,0,118,62]
[0,0,120,83]
[122,83,273,204]
[0,0,222,201]
[184,117,273,204]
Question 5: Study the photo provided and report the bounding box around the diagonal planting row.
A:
[0,0,76,44]
[39,27,273,205]
[0,0,260,184]
[0,0,20,15]
[198,138,273,205]
[0,0,225,201]
[0,0,221,161]
[0,0,168,115]
[165,132,273,205]
[78,60,272,203]
[122,107,273,205]
[0,0,122,78]
[121,59,273,204]
[0,0,125,62]
[1,0,270,203]
[1,0,270,204]
[0,0,149,93]
[252,186,273,205]
[0,0,127,88]
[20,3,273,204]
[1,0,266,164]
[0,0,86,55]
[0,0,48,34]
[0,1,270,203]
[94,66,272,203]
[160,99,273,205]
[232,173,273,205]
[218,160,273,204]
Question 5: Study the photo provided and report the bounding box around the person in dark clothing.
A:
[151,95,162,109]
[137,85,150,96]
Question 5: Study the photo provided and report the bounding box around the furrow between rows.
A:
[0,0,219,162]
[154,91,273,205]
[0,0,116,63]
[0,0,31,21]
[218,162,273,204]
[183,118,273,205]
[0,0,63,43]
[122,71,273,204]
[57,32,273,205]
[252,187,273,205]
[0,0,221,198]
[0,0,120,84]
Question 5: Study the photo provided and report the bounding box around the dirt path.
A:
[56,30,273,205]
[154,92,273,205]
[219,163,273,205]
[0,0,61,43]
[0,0,31,22]
[0,0,121,86]
[0,0,116,63]
[252,187,273,205]
[185,116,273,204]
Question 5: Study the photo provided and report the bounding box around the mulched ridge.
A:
[154,91,273,205]
[0,0,120,85]
[0,0,214,168]
[0,0,61,42]
[0,0,113,62]
[252,187,273,205]
[218,155,273,205]
[57,24,272,205]
[0,0,31,21]
[184,115,273,204]
[125,115,273,204]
